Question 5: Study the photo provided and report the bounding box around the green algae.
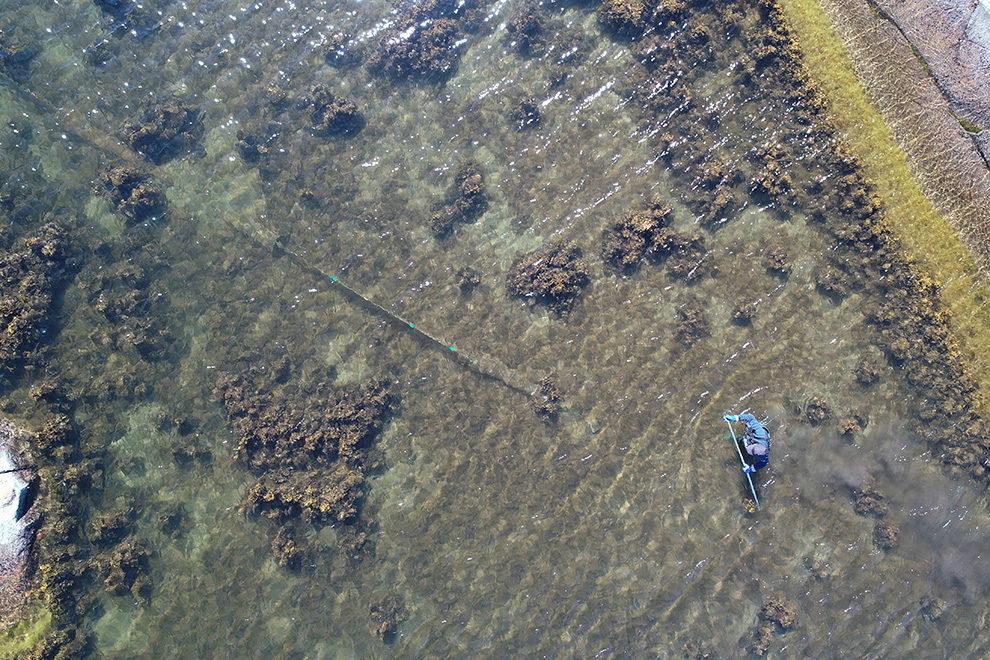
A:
[778,0,990,407]
[0,601,51,659]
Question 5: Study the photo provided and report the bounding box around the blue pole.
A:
[727,419,760,511]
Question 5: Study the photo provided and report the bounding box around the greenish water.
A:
[2,0,990,657]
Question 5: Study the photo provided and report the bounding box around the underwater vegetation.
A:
[217,369,396,562]
[0,0,986,655]
[507,240,590,316]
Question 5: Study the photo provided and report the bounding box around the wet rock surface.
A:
[0,420,38,622]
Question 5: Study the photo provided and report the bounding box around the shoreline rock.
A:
[0,419,38,624]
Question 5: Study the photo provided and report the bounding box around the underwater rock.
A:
[601,196,675,270]
[852,482,887,517]
[873,519,899,550]
[507,240,590,316]
[0,419,39,621]
[124,102,204,165]
[430,163,488,238]
[510,95,542,130]
[369,593,405,642]
[308,84,364,137]
[95,164,165,224]
[531,374,562,421]
[804,396,830,425]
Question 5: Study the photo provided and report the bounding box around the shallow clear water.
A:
[2,0,990,657]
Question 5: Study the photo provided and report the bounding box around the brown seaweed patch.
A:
[531,374,562,422]
[95,164,166,224]
[124,102,204,165]
[0,223,70,374]
[506,3,548,57]
[369,593,405,642]
[510,95,542,130]
[217,372,396,560]
[762,245,791,276]
[852,482,887,517]
[804,396,830,425]
[750,591,797,655]
[430,163,488,238]
[674,299,709,346]
[598,0,649,38]
[507,240,590,316]
[368,0,476,83]
[601,196,674,270]
[873,519,899,550]
[96,536,152,602]
[308,84,364,137]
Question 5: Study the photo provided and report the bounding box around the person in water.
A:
[724,413,770,473]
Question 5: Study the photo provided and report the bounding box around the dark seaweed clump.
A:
[124,102,204,165]
[531,374,562,421]
[94,165,166,224]
[0,223,70,375]
[0,36,39,83]
[507,240,590,316]
[430,163,489,238]
[368,0,479,83]
[750,591,797,655]
[601,195,674,270]
[308,84,364,136]
[597,0,651,38]
[369,593,405,642]
[510,95,542,130]
[217,369,397,562]
[506,4,548,57]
